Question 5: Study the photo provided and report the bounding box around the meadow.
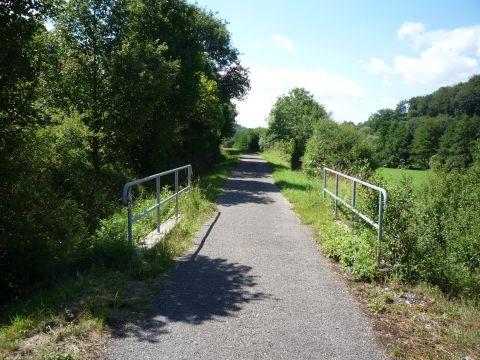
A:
[376,167,433,189]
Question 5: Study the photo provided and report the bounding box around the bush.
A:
[0,115,91,301]
[365,164,480,299]
[415,164,480,298]
[303,119,377,178]
[0,113,134,302]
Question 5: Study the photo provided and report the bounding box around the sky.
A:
[191,0,480,127]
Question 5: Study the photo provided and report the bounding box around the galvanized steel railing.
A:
[122,165,192,244]
[322,167,387,265]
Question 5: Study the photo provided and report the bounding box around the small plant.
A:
[367,291,393,313]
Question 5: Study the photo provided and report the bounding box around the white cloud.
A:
[234,65,364,128]
[397,22,425,48]
[366,57,394,84]
[369,22,480,87]
[366,57,394,75]
[271,34,297,53]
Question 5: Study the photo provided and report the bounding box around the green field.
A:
[376,167,433,188]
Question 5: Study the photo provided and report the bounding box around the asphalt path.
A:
[108,154,387,360]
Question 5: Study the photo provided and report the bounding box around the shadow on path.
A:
[111,254,268,343]
[216,155,279,207]
[110,154,273,343]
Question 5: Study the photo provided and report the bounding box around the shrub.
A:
[303,119,376,178]
[415,164,480,298]
[367,163,480,299]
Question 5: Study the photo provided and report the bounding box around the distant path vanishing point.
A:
[108,154,387,360]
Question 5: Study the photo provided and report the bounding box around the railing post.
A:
[323,168,326,199]
[188,165,192,188]
[352,181,356,207]
[377,191,384,267]
[156,177,161,234]
[175,170,179,220]
[334,173,339,219]
[351,180,357,223]
[127,189,133,245]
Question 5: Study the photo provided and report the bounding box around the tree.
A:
[0,0,49,168]
[409,117,446,169]
[268,88,328,169]
[438,115,480,170]
[53,0,130,173]
[454,75,480,116]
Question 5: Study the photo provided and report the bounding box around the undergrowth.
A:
[0,151,239,360]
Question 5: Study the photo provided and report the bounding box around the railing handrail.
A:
[322,167,387,266]
[123,164,192,244]
[122,164,192,204]
[323,167,387,208]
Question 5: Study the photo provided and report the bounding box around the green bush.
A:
[303,119,376,178]
[0,113,134,302]
[366,163,480,299]
[321,224,377,282]
[415,164,480,298]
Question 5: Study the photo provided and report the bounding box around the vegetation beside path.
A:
[0,151,239,360]
[262,150,480,360]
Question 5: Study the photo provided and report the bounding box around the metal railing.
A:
[322,167,387,265]
[122,165,192,244]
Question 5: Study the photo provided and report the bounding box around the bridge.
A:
[108,154,386,359]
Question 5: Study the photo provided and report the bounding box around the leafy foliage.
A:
[303,119,376,178]
[361,75,480,170]
[231,127,265,152]
[0,0,249,303]
[267,88,328,169]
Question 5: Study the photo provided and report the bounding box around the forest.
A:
[361,75,480,170]
[0,0,249,303]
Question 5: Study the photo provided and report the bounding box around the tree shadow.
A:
[217,179,277,206]
[216,154,279,206]
[110,154,273,342]
[111,254,269,343]
[275,180,311,192]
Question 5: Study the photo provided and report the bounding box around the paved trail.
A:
[108,155,386,360]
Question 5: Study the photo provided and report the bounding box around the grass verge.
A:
[261,150,479,360]
[0,150,239,360]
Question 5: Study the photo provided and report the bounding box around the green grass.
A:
[376,167,433,189]
[0,150,239,360]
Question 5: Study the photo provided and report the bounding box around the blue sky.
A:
[192,0,480,127]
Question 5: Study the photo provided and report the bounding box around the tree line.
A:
[0,0,249,303]
[361,75,480,170]
[258,87,375,178]
[256,76,479,175]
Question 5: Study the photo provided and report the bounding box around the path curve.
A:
[108,154,386,360]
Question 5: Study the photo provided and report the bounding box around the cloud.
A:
[366,57,394,84]
[234,65,364,128]
[271,34,297,53]
[369,22,480,87]
[397,22,425,48]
